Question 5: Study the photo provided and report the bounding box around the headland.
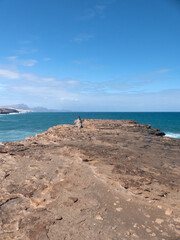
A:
[0,120,179,239]
[0,108,19,114]
[0,108,32,114]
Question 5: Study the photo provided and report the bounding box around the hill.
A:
[1,104,71,112]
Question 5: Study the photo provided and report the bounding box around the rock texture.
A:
[0,119,179,240]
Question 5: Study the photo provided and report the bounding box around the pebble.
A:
[157,205,162,209]
[155,218,164,224]
[126,231,132,236]
[116,207,123,212]
[151,233,156,237]
[55,216,63,221]
[112,226,117,230]
[162,232,169,237]
[169,224,175,229]
[69,197,78,203]
[132,233,139,238]
[174,218,180,223]
[146,228,152,233]
[165,208,173,216]
[95,215,103,221]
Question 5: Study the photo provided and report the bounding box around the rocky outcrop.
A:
[0,120,179,240]
[0,108,19,114]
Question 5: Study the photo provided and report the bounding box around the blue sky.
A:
[0,0,180,111]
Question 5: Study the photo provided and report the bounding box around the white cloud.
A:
[41,77,56,82]
[79,1,115,20]
[6,56,18,61]
[15,48,38,55]
[43,57,51,61]
[15,48,29,54]
[155,68,171,74]
[11,84,79,102]
[0,64,179,111]
[21,73,38,82]
[80,9,96,19]
[72,58,96,65]
[6,55,38,67]
[73,34,94,43]
[95,5,106,14]
[0,83,5,90]
[63,79,80,88]
[73,60,83,65]
[80,7,104,19]
[19,40,32,45]
[90,65,105,70]
[21,59,38,67]
[0,69,20,79]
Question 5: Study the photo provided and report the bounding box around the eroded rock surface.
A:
[0,120,179,240]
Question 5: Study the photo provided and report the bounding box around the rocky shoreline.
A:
[0,108,19,114]
[0,107,32,114]
[0,119,179,240]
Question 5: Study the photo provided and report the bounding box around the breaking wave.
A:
[165,132,180,139]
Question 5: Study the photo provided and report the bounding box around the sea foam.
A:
[165,132,180,139]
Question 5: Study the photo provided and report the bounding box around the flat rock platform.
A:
[0,119,179,240]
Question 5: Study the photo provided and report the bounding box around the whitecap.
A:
[9,111,28,115]
[165,132,180,139]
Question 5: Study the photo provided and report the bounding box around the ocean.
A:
[0,112,180,143]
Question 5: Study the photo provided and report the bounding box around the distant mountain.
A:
[3,104,31,110]
[31,106,60,112]
[2,104,71,112]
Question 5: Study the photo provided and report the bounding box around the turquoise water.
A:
[0,112,180,143]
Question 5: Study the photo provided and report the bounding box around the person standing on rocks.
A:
[75,116,83,132]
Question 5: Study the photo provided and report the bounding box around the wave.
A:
[165,132,180,139]
[2,112,28,115]
[0,113,19,115]
[9,113,20,115]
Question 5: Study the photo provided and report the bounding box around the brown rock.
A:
[165,208,173,216]
[0,119,179,240]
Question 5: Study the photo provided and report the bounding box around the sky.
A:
[0,0,180,111]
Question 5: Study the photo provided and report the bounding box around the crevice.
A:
[46,230,50,240]
[0,197,19,208]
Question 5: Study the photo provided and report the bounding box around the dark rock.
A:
[0,108,19,114]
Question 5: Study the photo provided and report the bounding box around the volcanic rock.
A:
[0,119,179,240]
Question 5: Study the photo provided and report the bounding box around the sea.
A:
[0,112,180,143]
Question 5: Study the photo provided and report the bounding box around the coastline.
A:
[0,107,32,115]
[0,119,179,239]
[0,112,180,144]
[0,108,19,114]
